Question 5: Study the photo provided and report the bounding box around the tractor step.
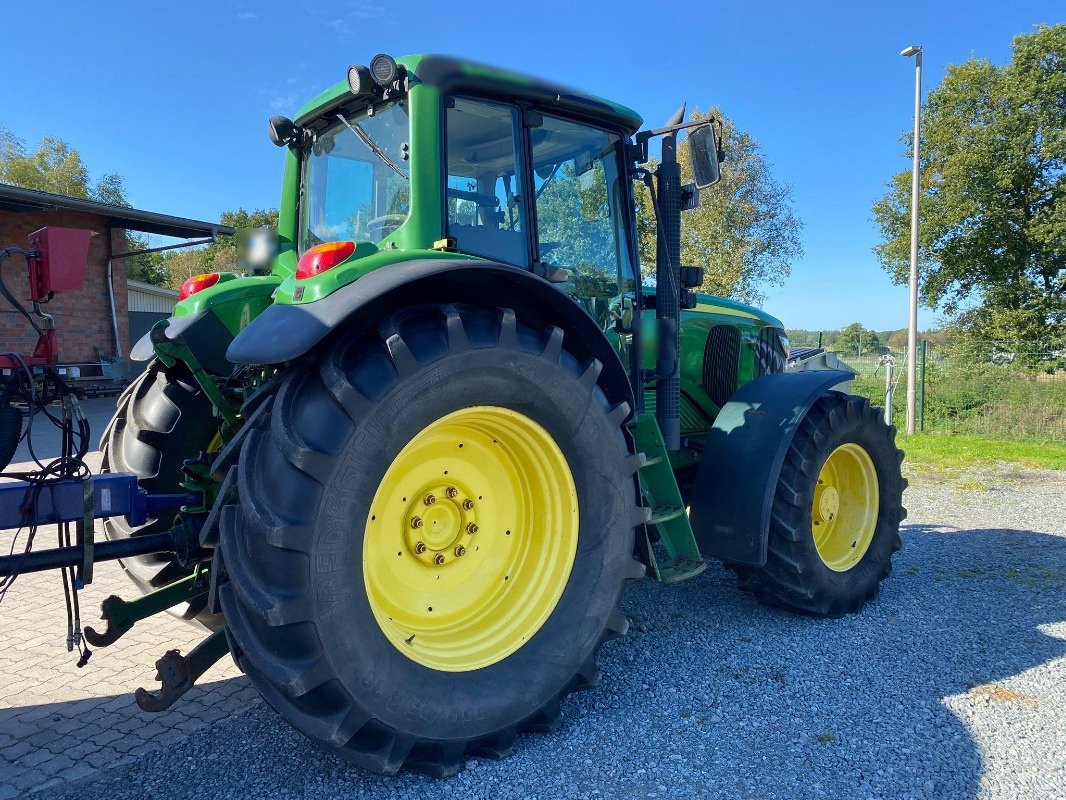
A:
[658,557,708,584]
[633,412,707,585]
[647,505,686,525]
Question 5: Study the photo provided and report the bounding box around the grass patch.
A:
[899,434,1066,470]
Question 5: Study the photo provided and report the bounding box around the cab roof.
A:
[294,54,644,135]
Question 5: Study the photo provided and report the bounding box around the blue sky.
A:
[2,1,1059,330]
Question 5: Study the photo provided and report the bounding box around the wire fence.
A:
[796,340,1066,443]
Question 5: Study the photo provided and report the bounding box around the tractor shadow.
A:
[30,521,1066,800]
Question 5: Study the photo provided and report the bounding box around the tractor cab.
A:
[267,55,719,337]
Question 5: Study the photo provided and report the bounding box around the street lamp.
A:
[901,44,922,435]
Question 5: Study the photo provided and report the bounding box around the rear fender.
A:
[225,259,635,412]
[688,370,855,566]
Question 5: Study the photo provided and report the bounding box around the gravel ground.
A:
[36,463,1066,800]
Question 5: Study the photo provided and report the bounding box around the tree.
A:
[200,208,279,274]
[145,208,280,289]
[636,110,804,305]
[872,24,1066,347]
[834,322,884,357]
[0,125,181,286]
[885,329,909,352]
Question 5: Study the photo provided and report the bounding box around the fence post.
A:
[881,355,895,426]
[817,331,823,348]
[917,339,927,433]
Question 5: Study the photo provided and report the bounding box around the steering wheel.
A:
[366,214,407,239]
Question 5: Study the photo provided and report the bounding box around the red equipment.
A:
[28,227,91,299]
[0,226,91,368]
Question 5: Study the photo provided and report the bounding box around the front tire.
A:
[220,304,645,775]
[736,392,906,616]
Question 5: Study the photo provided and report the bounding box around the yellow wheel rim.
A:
[811,443,879,572]
[363,406,579,672]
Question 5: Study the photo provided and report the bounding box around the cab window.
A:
[531,116,635,326]
[444,97,528,266]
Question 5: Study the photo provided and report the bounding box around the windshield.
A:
[299,100,410,252]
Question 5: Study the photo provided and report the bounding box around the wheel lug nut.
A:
[454,546,466,557]
[411,517,424,529]
[462,499,475,510]
[466,523,478,534]
[414,541,427,553]
[423,494,436,506]
[434,554,446,565]
[445,486,458,499]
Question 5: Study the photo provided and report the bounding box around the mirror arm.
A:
[632,115,721,164]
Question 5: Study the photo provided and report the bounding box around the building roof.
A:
[127,279,179,298]
[0,183,235,240]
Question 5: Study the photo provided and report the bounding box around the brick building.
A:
[0,183,232,379]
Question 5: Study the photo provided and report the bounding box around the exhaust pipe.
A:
[655,103,686,452]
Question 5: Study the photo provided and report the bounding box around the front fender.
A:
[226,259,635,411]
[688,370,855,567]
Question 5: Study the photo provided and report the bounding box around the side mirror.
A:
[268,116,309,148]
[611,293,636,334]
[688,124,722,189]
[237,226,278,276]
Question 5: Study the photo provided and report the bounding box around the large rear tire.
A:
[100,360,222,628]
[735,392,906,616]
[220,304,645,776]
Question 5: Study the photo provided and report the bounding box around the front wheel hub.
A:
[811,443,879,571]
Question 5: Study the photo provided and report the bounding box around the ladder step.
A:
[647,505,686,525]
[659,558,707,585]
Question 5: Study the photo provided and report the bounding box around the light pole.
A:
[901,44,922,435]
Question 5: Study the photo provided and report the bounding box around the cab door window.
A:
[444,97,528,266]
[531,116,634,326]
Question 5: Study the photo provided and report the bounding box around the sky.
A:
[1,0,1059,331]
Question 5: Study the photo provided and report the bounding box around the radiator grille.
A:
[755,326,787,378]
[702,325,740,408]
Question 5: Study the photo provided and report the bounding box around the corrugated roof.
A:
[0,183,235,240]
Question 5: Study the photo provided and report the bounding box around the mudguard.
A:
[225,259,635,410]
[688,369,855,567]
[129,311,235,375]
[130,275,281,376]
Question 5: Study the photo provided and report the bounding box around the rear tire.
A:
[735,392,906,616]
[100,360,221,628]
[220,304,645,775]
[0,394,22,471]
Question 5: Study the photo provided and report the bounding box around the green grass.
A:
[900,433,1066,470]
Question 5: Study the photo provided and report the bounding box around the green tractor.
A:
[101,54,905,776]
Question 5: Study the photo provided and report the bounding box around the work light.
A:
[348,64,373,97]
[370,53,402,86]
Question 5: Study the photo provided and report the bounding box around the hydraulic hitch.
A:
[135,629,230,712]
[84,565,211,648]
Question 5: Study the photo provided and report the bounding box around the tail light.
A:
[296,241,355,279]
[179,272,221,300]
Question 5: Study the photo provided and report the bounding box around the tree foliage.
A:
[833,322,885,357]
[636,110,804,305]
[130,208,280,289]
[0,125,129,204]
[872,24,1066,346]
